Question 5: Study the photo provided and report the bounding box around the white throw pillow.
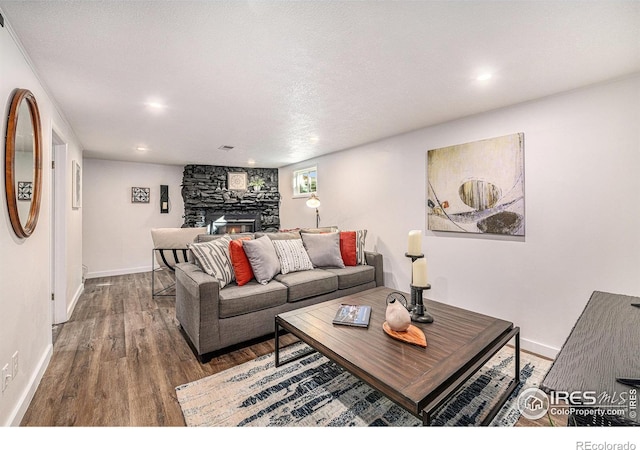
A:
[272,239,314,275]
[188,235,234,288]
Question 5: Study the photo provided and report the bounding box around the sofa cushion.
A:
[299,226,339,233]
[187,235,235,288]
[275,269,338,302]
[195,232,254,243]
[279,228,301,233]
[255,231,301,240]
[300,232,345,268]
[242,235,281,285]
[218,280,288,318]
[324,265,375,290]
[229,237,254,286]
[272,239,314,274]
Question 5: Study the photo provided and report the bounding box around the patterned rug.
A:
[176,341,551,427]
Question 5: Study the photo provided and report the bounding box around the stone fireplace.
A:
[181,165,281,232]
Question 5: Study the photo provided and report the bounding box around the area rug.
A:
[176,341,551,427]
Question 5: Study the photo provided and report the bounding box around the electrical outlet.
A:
[2,363,10,392]
[11,351,18,377]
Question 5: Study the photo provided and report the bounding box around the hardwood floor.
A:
[21,271,561,427]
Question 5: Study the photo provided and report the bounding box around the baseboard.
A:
[6,344,53,426]
[86,265,151,279]
[67,282,84,318]
[520,337,559,360]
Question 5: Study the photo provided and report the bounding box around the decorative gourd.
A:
[385,293,411,332]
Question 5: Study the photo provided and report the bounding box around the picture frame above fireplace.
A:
[228,172,247,191]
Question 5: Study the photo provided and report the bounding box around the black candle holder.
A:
[405,252,423,312]
[405,252,433,323]
[410,284,434,323]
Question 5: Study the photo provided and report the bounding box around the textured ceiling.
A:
[1,1,639,168]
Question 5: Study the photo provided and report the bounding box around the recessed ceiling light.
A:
[309,136,319,143]
[476,73,492,81]
[247,159,256,166]
[136,146,149,152]
[145,101,166,110]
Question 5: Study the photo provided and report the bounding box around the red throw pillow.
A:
[229,237,254,286]
[339,231,357,266]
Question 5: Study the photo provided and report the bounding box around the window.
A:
[293,166,317,197]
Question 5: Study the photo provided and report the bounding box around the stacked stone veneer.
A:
[181,164,281,231]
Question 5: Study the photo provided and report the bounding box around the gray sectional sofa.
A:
[175,230,384,362]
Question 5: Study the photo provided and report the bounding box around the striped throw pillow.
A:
[272,239,314,274]
[188,235,234,288]
[355,230,367,265]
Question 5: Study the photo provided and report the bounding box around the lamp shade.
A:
[306,193,321,208]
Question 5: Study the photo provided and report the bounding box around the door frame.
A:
[51,129,68,325]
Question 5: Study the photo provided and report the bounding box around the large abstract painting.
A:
[427,133,525,236]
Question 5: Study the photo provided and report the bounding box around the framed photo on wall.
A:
[427,133,525,236]
[228,172,247,191]
[72,160,82,209]
[18,181,33,201]
[132,187,150,203]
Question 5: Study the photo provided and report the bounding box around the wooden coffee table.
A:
[275,286,520,426]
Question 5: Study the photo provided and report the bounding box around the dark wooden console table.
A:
[541,290,640,425]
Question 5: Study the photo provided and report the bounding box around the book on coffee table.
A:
[332,304,372,328]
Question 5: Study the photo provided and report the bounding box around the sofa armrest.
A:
[364,251,384,287]
[175,262,222,358]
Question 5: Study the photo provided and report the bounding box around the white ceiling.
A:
[1,1,639,168]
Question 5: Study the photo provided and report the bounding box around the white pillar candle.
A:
[412,258,428,287]
[407,230,422,256]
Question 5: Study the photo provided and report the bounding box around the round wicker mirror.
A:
[5,88,43,238]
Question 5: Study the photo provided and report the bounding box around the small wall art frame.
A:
[132,187,150,203]
[17,181,33,201]
[72,160,82,209]
[227,172,247,191]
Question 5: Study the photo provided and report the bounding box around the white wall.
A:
[0,14,83,426]
[280,75,640,358]
[83,159,185,278]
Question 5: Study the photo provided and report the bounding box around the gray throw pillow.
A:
[242,235,281,285]
[300,232,345,268]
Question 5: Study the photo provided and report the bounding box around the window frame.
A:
[292,166,318,198]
